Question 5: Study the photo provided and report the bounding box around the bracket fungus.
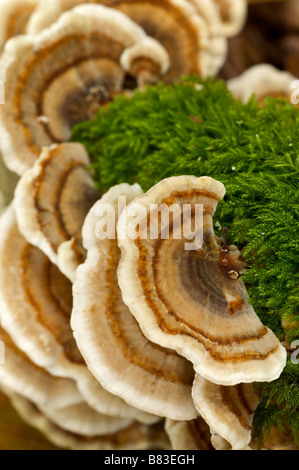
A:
[165,417,214,450]
[57,234,87,283]
[26,0,213,83]
[117,175,287,387]
[120,37,170,89]
[0,205,83,373]
[187,0,228,76]
[0,0,39,52]
[0,326,82,410]
[72,183,197,421]
[227,63,298,105]
[6,390,171,451]
[213,0,247,37]
[14,142,100,268]
[37,401,133,437]
[0,4,169,174]
[0,205,149,421]
[192,374,260,450]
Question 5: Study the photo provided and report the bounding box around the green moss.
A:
[71,77,299,442]
[253,360,299,446]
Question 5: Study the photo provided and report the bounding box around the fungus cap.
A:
[187,0,228,75]
[0,327,82,409]
[0,4,166,174]
[0,205,81,372]
[0,205,147,420]
[72,183,197,421]
[6,390,171,451]
[14,142,100,267]
[26,0,213,82]
[165,417,213,450]
[117,175,287,386]
[213,0,247,37]
[192,374,260,450]
[57,235,87,283]
[0,0,39,52]
[227,64,298,104]
[120,37,170,87]
[38,401,133,437]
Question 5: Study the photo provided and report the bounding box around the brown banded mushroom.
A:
[120,37,170,88]
[165,417,214,450]
[0,205,82,373]
[57,234,87,283]
[0,386,134,441]
[117,175,287,386]
[227,64,298,105]
[71,183,197,421]
[26,0,84,34]
[73,5,170,88]
[187,0,228,76]
[208,432,252,450]
[213,0,247,37]
[0,4,169,175]
[0,0,39,52]
[5,389,171,451]
[0,205,149,421]
[0,386,60,450]
[14,142,99,268]
[26,0,212,83]
[192,374,260,450]
[0,326,82,409]
[37,401,133,437]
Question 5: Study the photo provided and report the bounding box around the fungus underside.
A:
[71,77,299,443]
